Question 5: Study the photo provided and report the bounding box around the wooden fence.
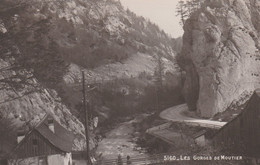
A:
[96,152,180,165]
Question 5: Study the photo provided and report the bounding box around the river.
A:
[96,115,149,161]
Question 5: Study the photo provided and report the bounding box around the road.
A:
[160,104,227,129]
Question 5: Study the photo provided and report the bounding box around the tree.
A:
[176,0,189,27]
[12,18,68,88]
[176,53,186,87]
[153,53,165,111]
[0,118,16,157]
[176,0,205,27]
[154,53,165,90]
[191,0,204,10]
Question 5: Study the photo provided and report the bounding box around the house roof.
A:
[35,115,74,152]
[212,89,260,139]
[12,114,74,153]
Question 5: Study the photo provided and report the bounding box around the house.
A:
[8,115,74,165]
[212,89,260,157]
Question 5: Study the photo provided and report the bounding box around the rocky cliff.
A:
[181,0,260,117]
[0,50,87,150]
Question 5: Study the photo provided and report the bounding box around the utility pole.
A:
[156,87,159,112]
[82,71,91,165]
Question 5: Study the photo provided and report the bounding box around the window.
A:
[240,119,244,129]
[32,139,38,154]
[32,139,38,146]
[48,118,54,124]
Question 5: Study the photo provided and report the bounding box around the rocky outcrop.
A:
[64,53,178,84]
[181,0,260,117]
[0,56,88,150]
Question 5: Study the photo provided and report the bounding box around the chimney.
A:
[48,118,54,133]
[17,130,25,144]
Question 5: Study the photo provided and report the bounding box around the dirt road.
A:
[160,104,226,129]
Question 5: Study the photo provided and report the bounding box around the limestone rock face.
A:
[0,57,86,150]
[181,0,260,117]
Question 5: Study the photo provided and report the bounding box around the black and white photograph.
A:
[0,0,260,164]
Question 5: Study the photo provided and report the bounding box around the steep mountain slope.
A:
[0,0,176,70]
[180,0,260,117]
[0,0,179,154]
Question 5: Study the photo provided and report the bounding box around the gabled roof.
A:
[13,114,74,153]
[212,89,260,138]
[35,115,74,152]
[192,129,207,139]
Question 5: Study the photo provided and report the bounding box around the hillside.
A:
[0,0,177,73]
[180,0,260,117]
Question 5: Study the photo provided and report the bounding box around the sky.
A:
[120,0,183,38]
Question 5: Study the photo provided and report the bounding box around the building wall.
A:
[212,93,260,156]
[48,153,72,165]
[195,135,205,146]
[13,130,61,159]
[63,153,72,165]
[8,153,72,165]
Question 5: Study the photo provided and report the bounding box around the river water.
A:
[96,115,148,161]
